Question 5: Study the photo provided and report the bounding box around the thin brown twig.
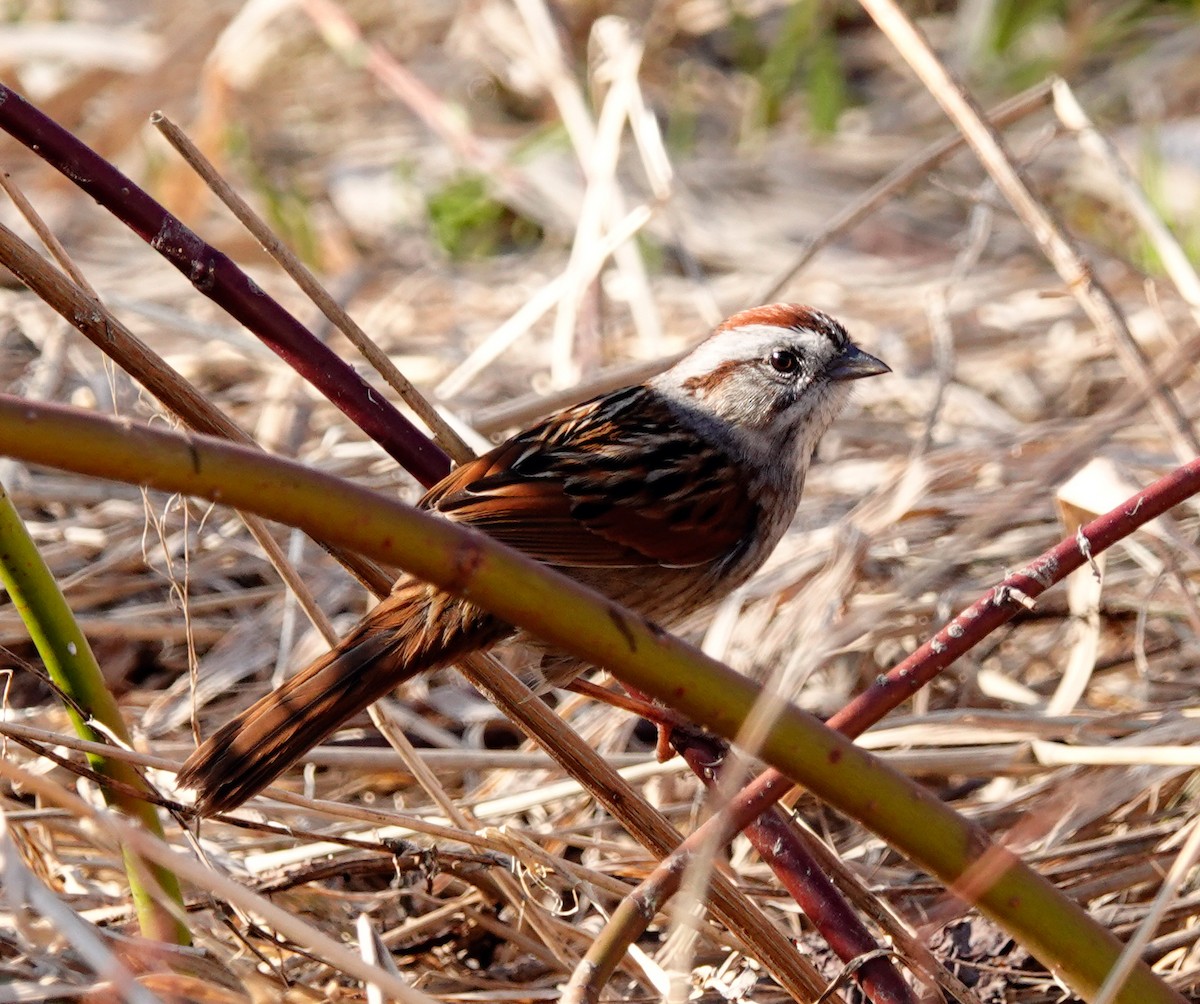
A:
[672,733,924,1004]
[149,111,475,465]
[0,213,344,645]
[655,537,888,999]
[454,651,834,1004]
[470,351,686,435]
[0,169,98,296]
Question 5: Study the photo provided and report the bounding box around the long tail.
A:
[178,580,512,815]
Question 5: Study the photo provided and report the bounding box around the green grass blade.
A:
[0,482,190,945]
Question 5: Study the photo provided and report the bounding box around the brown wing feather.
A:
[421,387,758,569]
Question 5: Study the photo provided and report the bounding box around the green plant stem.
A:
[0,395,1188,1004]
[0,481,189,945]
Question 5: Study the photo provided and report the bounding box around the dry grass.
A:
[1,1,1200,1002]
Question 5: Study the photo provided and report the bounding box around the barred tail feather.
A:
[178,581,510,815]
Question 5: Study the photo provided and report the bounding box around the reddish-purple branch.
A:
[674,733,919,1004]
[724,457,1200,853]
[830,454,1200,735]
[0,83,449,488]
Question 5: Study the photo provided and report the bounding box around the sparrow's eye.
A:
[768,348,802,375]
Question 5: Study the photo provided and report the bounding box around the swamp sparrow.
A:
[179,303,888,813]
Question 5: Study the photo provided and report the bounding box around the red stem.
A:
[674,732,919,1004]
[831,455,1200,736]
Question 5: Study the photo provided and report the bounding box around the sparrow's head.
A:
[655,304,889,456]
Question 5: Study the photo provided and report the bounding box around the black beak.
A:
[827,343,890,382]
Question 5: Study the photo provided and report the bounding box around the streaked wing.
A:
[421,387,758,568]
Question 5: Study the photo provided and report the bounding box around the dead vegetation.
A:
[1,1,1200,1002]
